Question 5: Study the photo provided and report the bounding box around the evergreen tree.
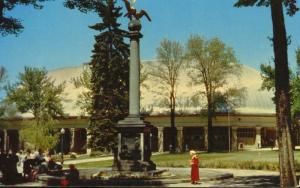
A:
[65,0,129,152]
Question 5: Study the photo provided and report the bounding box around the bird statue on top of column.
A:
[122,0,151,22]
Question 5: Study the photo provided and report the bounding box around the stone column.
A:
[118,19,143,125]
[117,133,122,160]
[255,127,262,148]
[129,21,142,118]
[140,133,144,161]
[203,127,208,151]
[86,128,92,155]
[231,127,238,151]
[177,127,184,153]
[3,129,7,152]
[115,19,155,172]
[157,127,164,153]
[70,128,76,152]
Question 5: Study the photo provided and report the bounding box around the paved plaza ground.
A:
[1,167,281,187]
[0,152,290,187]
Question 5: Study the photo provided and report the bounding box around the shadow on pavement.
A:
[217,175,279,187]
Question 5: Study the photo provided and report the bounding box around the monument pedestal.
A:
[112,17,156,172]
[113,117,156,172]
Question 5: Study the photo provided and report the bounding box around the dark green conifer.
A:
[65,0,129,151]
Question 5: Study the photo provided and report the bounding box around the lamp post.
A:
[60,128,65,165]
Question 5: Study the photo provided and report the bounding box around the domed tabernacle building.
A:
[0,61,298,153]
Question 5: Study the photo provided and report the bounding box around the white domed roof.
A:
[46,65,90,117]
[43,61,274,117]
[141,60,275,115]
[233,65,275,114]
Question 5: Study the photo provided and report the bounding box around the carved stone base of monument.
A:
[113,160,156,172]
[113,117,156,172]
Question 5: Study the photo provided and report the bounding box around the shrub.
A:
[70,152,77,159]
[89,150,108,157]
[51,154,62,162]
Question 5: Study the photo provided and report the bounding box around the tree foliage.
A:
[65,0,129,152]
[19,119,59,151]
[6,67,65,149]
[235,0,299,16]
[0,66,5,81]
[0,66,6,116]
[73,64,149,116]
[140,63,149,90]
[261,48,300,119]
[260,63,275,92]
[0,66,7,94]
[186,35,242,152]
[0,101,18,117]
[71,67,93,116]
[0,0,51,36]
[292,48,300,119]
[149,39,185,152]
[214,87,246,113]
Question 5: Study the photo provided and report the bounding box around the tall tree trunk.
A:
[270,0,297,187]
[207,95,213,153]
[170,94,177,153]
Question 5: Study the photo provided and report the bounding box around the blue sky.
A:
[0,0,300,85]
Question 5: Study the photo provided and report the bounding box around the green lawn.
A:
[70,150,300,171]
[64,153,112,161]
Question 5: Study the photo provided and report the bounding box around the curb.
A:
[36,173,234,186]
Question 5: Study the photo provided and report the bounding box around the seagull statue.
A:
[123,0,151,22]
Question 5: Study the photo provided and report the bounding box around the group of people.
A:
[0,149,20,184]
[21,149,63,181]
[0,148,63,183]
[0,148,80,185]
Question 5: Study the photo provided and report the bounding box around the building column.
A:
[86,128,92,155]
[157,127,164,153]
[70,128,76,152]
[177,127,183,153]
[255,127,262,148]
[231,127,238,151]
[203,127,208,151]
[3,129,7,152]
[140,133,144,161]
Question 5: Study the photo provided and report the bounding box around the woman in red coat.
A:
[190,150,199,184]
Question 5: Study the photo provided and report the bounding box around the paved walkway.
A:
[9,153,284,187]
[10,167,233,187]
[6,167,283,187]
[167,169,280,187]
